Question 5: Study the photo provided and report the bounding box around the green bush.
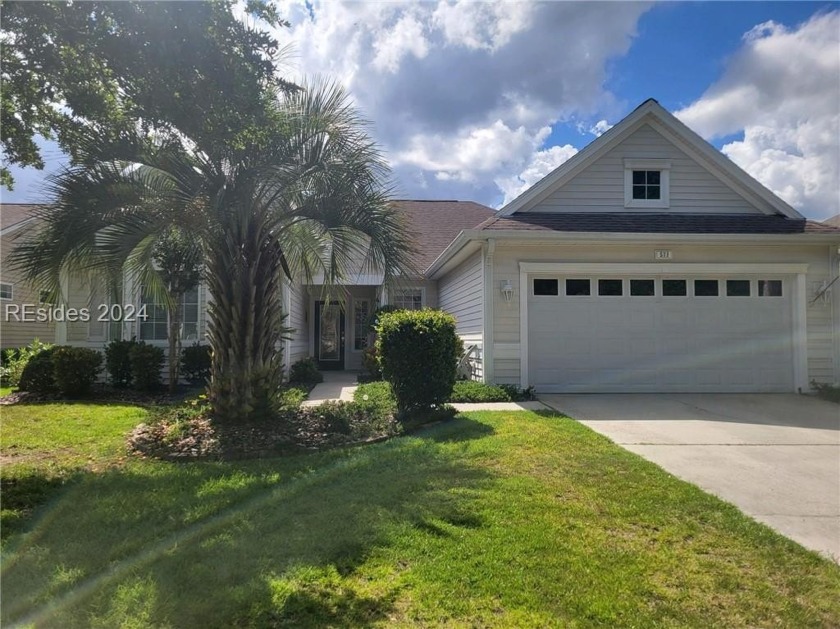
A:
[105,339,137,388]
[18,347,57,393]
[288,357,323,385]
[354,381,396,415]
[450,380,513,403]
[276,386,309,411]
[129,342,165,391]
[376,309,462,415]
[811,380,840,404]
[297,400,395,440]
[1,339,53,387]
[181,343,212,385]
[51,346,103,397]
[362,345,381,380]
[366,304,399,334]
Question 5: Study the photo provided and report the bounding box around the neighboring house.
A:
[7,98,840,392]
[0,204,55,349]
[824,214,840,228]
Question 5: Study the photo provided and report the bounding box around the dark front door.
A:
[315,301,345,370]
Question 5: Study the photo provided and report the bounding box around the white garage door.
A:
[528,276,794,393]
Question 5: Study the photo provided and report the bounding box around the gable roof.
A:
[0,203,42,234]
[393,200,495,272]
[497,99,803,220]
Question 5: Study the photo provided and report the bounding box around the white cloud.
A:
[496,144,579,205]
[677,11,840,220]
[261,1,650,205]
[589,119,613,137]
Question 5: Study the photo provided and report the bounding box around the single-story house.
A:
[6,99,840,392]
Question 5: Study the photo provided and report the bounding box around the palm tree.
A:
[13,82,412,422]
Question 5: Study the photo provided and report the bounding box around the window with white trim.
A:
[353,299,370,350]
[391,288,423,310]
[624,159,670,209]
[0,283,12,300]
[139,285,200,341]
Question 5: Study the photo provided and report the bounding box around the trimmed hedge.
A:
[52,347,103,397]
[1,339,53,387]
[449,380,513,403]
[181,343,212,385]
[289,357,323,385]
[130,342,165,391]
[18,347,58,393]
[105,339,137,388]
[376,309,461,415]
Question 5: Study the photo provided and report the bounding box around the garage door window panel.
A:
[566,279,591,296]
[758,280,783,297]
[694,280,719,297]
[598,279,623,296]
[630,279,655,296]
[533,279,558,296]
[726,280,751,297]
[662,279,687,297]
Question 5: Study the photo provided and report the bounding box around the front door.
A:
[315,301,345,370]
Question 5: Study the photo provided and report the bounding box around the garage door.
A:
[528,276,794,393]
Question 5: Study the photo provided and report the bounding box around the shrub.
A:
[450,380,513,403]
[181,343,212,385]
[18,347,57,393]
[366,304,399,334]
[362,345,381,380]
[376,309,462,415]
[288,357,323,385]
[105,339,137,388]
[811,380,840,404]
[130,342,165,391]
[1,339,53,387]
[276,386,309,411]
[297,400,396,441]
[354,381,396,416]
[51,346,103,397]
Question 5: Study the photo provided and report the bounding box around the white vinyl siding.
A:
[438,251,484,379]
[530,123,763,214]
[287,281,309,366]
[491,242,837,388]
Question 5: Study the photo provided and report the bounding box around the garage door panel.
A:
[528,275,794,393]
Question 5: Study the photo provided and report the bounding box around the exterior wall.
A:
[286,281,309,367]
[491,241,837,388]
[0,232,56,348]
[438,250,484,379]
[531,123,762,215]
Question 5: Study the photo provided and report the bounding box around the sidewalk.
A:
[302,373,549,412]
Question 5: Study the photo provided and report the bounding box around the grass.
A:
[1,386,13,397]
[2,404,839,628]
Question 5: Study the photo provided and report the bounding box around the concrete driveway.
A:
[539,393,840,561]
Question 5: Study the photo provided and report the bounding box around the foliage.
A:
[362,345,381,380]
[180,344,212,386]
[129,342,165,391]
[288,357,324,386]
[275,386,309,412]
[51,346,103,397]
[296,401,397,442]
[17,347,57,393]
[500,383,536,401]
[811,380,840,404]
[376,309,462,415]
[366,304,399,334]
[0,339,53,386]
[450,381,513,403]
[354,381,397,416]
[0,0,294,189]
[105,339,138,388]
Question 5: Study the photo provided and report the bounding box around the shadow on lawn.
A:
[3,417,496,628]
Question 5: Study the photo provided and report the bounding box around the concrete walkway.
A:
[301,371,359,406]
[302,372,549,412]
[539,393,840,562]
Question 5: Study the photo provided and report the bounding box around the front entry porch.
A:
[301,371,360,406]
[308,285,379,372]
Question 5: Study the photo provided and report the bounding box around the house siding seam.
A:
[531,124,762,215]
[438,250,484,380]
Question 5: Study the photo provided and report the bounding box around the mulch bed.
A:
[0,384,203,407]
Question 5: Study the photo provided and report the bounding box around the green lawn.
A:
[0,386,13,397]
[2,404,839,628]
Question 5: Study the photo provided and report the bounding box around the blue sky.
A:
[3,1,838,220]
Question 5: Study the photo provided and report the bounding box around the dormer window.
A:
[624,159,670,209]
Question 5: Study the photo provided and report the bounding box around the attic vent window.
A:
[624,159,670,209]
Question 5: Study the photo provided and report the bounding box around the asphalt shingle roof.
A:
[0,204,42,231]
[476,212,840,235]
[393,200,496,271]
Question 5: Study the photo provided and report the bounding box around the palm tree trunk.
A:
[204,215,285,423]
[168,293,182,394]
